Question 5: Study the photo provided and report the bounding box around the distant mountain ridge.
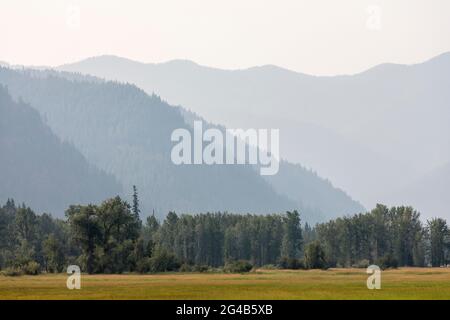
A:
[58,53,450,219]
[0,67,293,218]
[0,66,364,222]
[179,108,364,222]
[0,85,122,215]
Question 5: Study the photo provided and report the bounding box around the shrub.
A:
[224,260,253,273]
[376,254,398,270]
[352,259,370,268]
[304,241,328,270]
[22,261,41,275]
[178,263,192,272]
[136,257,151,273]
[211,267,224,273]
[278,257,304,270]
[193,264,209,273]
[148,249,180,272]
[260,264,279,270]
[1,267,23,277]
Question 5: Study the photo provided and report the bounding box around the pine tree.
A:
[132,185,140,220]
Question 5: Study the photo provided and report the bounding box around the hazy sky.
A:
[1,0,450,75]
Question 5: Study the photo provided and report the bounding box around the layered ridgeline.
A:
[0,86,121,214]
[58,54,450,219]
[179,109,364,222]
[0,67,293,219]
[0,67,363,222]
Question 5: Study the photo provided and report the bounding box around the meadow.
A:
[1,268,450,300]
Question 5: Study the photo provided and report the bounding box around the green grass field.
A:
[1,268,450,300]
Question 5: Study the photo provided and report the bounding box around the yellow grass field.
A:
[1,268,450,300]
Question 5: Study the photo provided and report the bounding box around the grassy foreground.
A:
[1,268,450,300]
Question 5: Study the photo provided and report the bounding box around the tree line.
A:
[316,204,449,268]
[0,191,449,275]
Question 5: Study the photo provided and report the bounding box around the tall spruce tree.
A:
[132,185,140,219]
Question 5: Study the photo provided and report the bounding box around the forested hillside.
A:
[59,54,450,219]
[0,86,121,215]
[179,108,364,222]
[264,161,364,222]
[0,67,296,218]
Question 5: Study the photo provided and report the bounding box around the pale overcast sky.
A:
[1,0,450,75]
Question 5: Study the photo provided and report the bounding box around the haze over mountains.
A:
[388,162,450,219]
[0,67,363,222]
[179,108,364,223]
[0,85,121,214]
[58,53,450,220]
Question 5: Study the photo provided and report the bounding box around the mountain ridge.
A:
[56,52,450,219]
[59,51,450,77]
[0,66,364,222]
[0,85,123,215]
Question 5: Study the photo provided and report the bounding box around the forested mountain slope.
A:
[59,54,450,213]
[0,68,297,218]
[179,108,364,222]
[0,86,121,215]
